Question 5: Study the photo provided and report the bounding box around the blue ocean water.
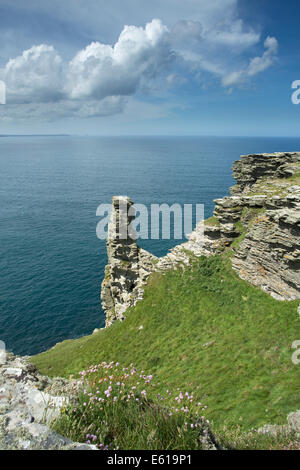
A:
[1,135,300,356]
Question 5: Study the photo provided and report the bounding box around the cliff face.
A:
[101,152,300,325]
[231,152,300,193]
[230,152,300,300]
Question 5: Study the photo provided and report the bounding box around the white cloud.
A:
[206,19,260,50]
[248,36,278,76]
[67,19,170,100]
[1,19,172,118]
[0,5,279,120]
[222,36,278,87]
[3,45,64,103]
[171,17,260,53]
[166,73,187,87]
[222,71,244,87]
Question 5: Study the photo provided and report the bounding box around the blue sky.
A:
[0,0,299,136]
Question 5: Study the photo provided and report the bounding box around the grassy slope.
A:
[32,254,300,432]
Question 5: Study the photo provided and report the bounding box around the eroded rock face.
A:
[230,153,300,300]
[231,152,300,194]
[101,152,300,325]
[0,354,97,450]
[101,196,158,326]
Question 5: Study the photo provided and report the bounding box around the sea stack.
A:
[101,196,157,326]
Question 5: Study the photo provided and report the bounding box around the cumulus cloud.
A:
[67,19,170,100]
[0,10,279,120]
[1,19,172,118]
[3,45,64,103]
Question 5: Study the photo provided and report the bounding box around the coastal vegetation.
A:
[33,252,300,449]
[32,153,300,449]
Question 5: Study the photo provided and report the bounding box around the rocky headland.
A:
[2,151,299,450]
[101,152,300,325]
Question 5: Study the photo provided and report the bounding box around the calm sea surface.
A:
[1,135,300,355]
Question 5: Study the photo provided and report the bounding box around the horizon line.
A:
[1,134,300,139]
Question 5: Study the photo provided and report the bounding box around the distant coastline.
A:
[0,134,70,137]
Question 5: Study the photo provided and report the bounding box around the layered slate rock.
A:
[101,196,157,326]
[231,152,300,193]
[101,152,300,326]
[0,354,97,450]
[230,153,300,300]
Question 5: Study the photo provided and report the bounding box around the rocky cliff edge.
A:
[101,152,300,325]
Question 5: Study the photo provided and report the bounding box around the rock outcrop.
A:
[231,152,300,193]
[101,152,300,325]
[0,354,97,450]
[258,410,300,438]
[101,196,157,327]
[230,153,300,300]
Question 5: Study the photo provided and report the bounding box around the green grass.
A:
[216,426,300,450]
[32,255,300,435]
[230,208,265,250]
[53,362,214,450]
[289,172,300,184]
[204,216,220,226]
[246,172,300,198]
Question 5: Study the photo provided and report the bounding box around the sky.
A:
[0,0,299,136]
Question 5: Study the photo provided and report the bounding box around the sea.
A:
[1,135,300,356]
